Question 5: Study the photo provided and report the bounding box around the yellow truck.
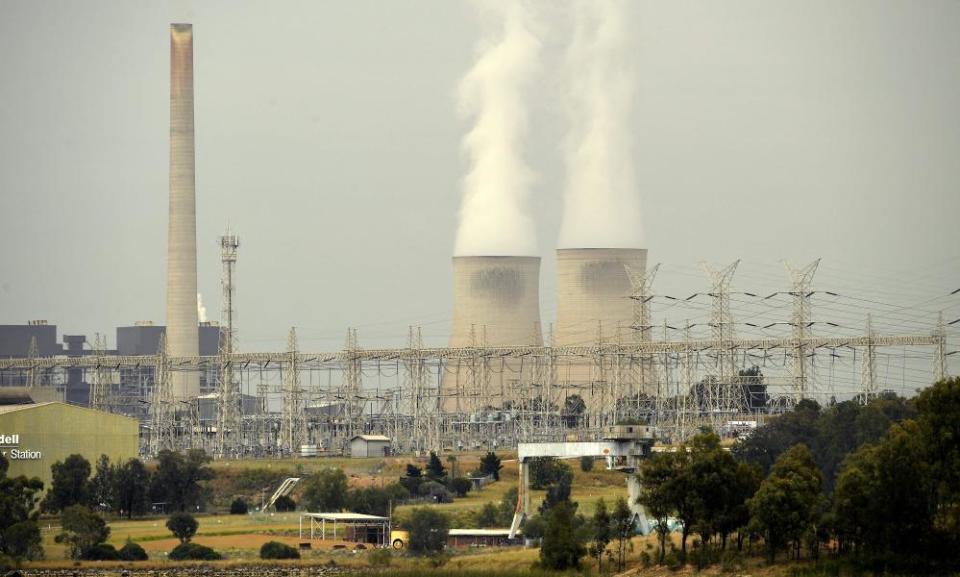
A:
[390,529,410,549]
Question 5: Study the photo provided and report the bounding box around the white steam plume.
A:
[559,0,644,249]
[454,1,541,256]
[197,293,207,323]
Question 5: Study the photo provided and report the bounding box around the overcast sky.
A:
[1,0,958,355]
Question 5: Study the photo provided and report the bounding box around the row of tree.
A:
[638,377,960,572]
[40,449,213,517]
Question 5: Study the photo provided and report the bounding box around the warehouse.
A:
[0,402,140,488]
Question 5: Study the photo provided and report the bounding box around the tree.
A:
[303,467,348,512]
[114,458,150,519]
[90,455,114,511]
[686,431,745,550]
[406,508,449,554]
[916,376,960,537]
[230,498,249,515]
[426,451,446,481]
[580,456,595,472]
[274,495,296,512]
[401,463,423,494]
[499,486,519,526]
[150,450,213,512]
[748,444,822,563]
[476,502,499,528]
[448,477,472,498]
[166,513,199,544]
[611,497,634,571]
[732,400,820,474]
[639,449,686,563]
[588,498,612,572]
[3,521,42,560]
[722,462,762,551]
[55,505,109,560]
[42,454,92,513]
[347,483,409,516]
[529,457,569,490]
[479,451,503,481]
[0,452,44,559]
[539,500,585,570]
[562,394,587,428]
[539,464,573,514]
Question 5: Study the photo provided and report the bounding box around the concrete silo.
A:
[166,24,199,401]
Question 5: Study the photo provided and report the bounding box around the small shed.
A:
[447,528,522,548]
[349,434,391,458]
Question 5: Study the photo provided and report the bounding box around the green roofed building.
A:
[0,402,139,488]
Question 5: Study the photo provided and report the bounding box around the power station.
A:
[0,23,952,461]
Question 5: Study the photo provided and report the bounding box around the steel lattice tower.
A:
[280,328,304,454]
[215,231,240,458]
[785,259,819,403]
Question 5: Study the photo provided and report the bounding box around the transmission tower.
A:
[280,327,304,455]
[785,259,820,403]
[934,312,948,382]
[626,263,660,394]
[702,260,741,427]
[26,336,39,390]
[343,328,363,446]
[215,231,240,458]
[859,314,877,404]
[149,333,174,455]
[89,333,111,411]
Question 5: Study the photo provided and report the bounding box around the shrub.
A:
[407,507,450,554]
[580,456,595,472]
[368,548,391,567]
[55,505,110,560]
[166,513,198,543]
[274,495,296,512]
[118,540,148,561]
[81,543,119,561]
[259,541,300,560]
[229,498,248,515]
[169,542,221,561]
[640,550,652,568]
[417,480,453,503]
[0,554,14,572]
[448,477,472,498]
[720,550,745,572]
[664,550,682,571]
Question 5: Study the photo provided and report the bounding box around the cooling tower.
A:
[166,23,199,401]
[450,256,544,347]
[555,248,647,348]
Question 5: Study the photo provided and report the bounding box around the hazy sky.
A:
[1,0,958,355]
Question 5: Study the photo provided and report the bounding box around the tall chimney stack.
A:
[166,23,199,401]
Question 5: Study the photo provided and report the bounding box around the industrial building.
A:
[0,321,220,416]
[0,402,139,488]
[349,434,391,458]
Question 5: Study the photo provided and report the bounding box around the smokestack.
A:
[166,23,199,401]
[555,248,647,348]
[450,256,543,347]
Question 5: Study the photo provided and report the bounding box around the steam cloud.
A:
[454,1,541,256]
[197,293,207,323]
[559,0,645,249]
